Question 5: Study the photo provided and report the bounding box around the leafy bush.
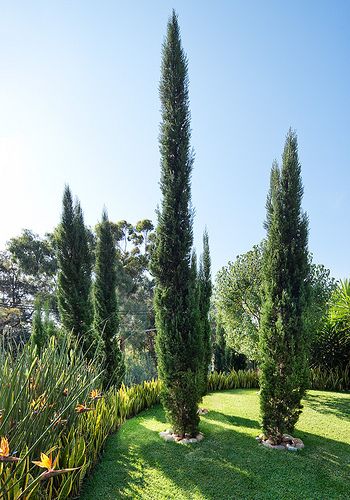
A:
[0,336,160,499]
[312,280,350,370]
[208,370,259,392]
[309,365,350,391]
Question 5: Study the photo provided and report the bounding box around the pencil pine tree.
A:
[260,130,309,443]
[56,185,94,355]
[151,11,201,437]
[93,210,124,389]
[198,230,212,396]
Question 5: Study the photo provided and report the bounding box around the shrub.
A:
[0,335,160,499]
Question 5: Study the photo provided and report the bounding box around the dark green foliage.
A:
[151,11,200,436]
[215,244,264,361]
[198,230,212,395]
[260,130,310,442]
[311,280,350,370]
[215,243,334,363]
[94,210,124,389]
[31,300,56,354]
[213,323,247,372]
[31,300,45,354]
[56,185,94,355]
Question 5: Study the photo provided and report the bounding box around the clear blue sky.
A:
[1,1,349,279]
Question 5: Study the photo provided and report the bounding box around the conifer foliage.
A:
[94,210,124,388]
[198,230,212,396]
[260,130,309,443]
[56,185,94,355]
[151,11,201,436]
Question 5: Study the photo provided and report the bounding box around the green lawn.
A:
[81,390,350,499]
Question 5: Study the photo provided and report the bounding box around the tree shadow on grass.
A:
[304,392,350,420]
[81,406,350,500]
[204,410,260,430]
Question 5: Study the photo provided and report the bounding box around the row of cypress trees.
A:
[34,10,309,443]
[152,11,309,443]
[55,186,124,388]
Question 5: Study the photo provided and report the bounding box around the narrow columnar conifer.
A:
[56,185,94,355]
[31,300,45,355]
[94,210,124,389]
[151,11,201,436]
[198,230,212,396]
[260,130,309,443]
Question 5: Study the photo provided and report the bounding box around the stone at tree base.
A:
[197,408,209,415]
[292,438,304,449]
[159,429,203,444]
[259,434,304,451]
[163,434,175,442]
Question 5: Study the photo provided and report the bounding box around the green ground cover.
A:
[81,389,350,499]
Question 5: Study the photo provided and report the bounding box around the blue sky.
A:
[1,1,349,279]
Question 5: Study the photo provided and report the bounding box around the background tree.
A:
[31,299,45,354]
[311,279,350,370]
[30,299,55,354]
[215,243,263,361]
[215,243,335,363]
[198,230,212,396]
[260,130,309,443]
[56,185,94,355]
[151,11,201,436]
[93,210,124,388]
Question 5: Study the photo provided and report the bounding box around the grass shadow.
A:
[305,391,350,420]
[81,401,350,500]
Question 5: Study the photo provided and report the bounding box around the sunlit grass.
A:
[81,389,350,500]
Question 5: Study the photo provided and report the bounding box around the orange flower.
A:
[33,452,58,470]
[75,403,93,414]
[62,388,69,397]
[0,437,10,457]
[0,436,19,463]
[33,451,80,480]
[90,389,102,401]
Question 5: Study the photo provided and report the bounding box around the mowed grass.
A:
[81,390,350,499]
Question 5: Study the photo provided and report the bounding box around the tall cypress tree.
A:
[93,210,124,389]
[151,11,200,437]
[260,130,309,443]
[198,229,212,396]
[56,185,94,355]
[31,299,45,355]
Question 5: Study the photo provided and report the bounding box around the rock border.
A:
[159,429,204,444]
[256,433,304,451]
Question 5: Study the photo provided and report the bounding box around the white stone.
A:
[286,444,298,452]
[179,438,190,444]
[196,433,204,442]
[188,438,198,444]
[163,434,175,442]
